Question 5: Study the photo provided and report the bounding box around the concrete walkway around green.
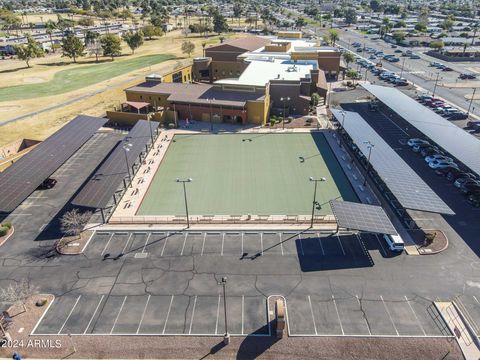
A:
[0,54,175,102]
[137,132,358,217]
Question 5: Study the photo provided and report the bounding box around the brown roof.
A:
[207,36,271,52]
[126,82,264,107]
[317,69,327,90]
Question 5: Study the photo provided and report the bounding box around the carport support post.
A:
[221,277,230,345]
[100,208,106,224]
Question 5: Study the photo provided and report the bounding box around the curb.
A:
[417,229,449,255]
[0,226,15,248]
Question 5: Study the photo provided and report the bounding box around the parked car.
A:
[443,67,453,71]
[459,73,476,80]
[428,159,458,169]
[388,57,400,63]
[454,178,479,189]
[446,112,469,120]
[391,44,398,48]
[467,121,480,131]
[417,95,432,102]
[420,146,443,157]
[425,154,453,163]
[467,193,480,207]
[413,143,433,152]
[430,62,443,67]
[394,49,402,53]
[445,168,467,181]
[409,54,421,59]
[382,234,404,252]
[394,79,408,86]
[435,165,460,176]
[38,178,57,190]
[407,138,429,147]
[459,182,480,195]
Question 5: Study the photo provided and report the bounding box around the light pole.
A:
[147,113,154,146]
[208,98,215,132]
[309,177,326,228]
[219,276,229,345]
[176,178,192,228]
[432,72,441,97]
[280,96,291,130]
[400,57,406,77]
[122,141,133,186]
[467,88,477,116]
[363,141,375,186]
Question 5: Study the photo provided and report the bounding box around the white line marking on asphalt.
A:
[332,295,344,335]
[136,295,151,334]
[356,295,371,335]
[142,233,151,253]
[241,232,244,255]
[110,296,127,334]
[162,295,174,335]
[161,233,169,256]
[405,296,427,336]
[378,108,409,136]
[201,233,206,256]
[39,224,47,232]
[298,234,305,256]
[375,234,388,257]
[381,295,399,336]
[215,294,221,335]
[189,296,197,335]
[337,235,346,256]
[221,233,225,256]
[473,295,479,305]
[260,233,264,256]
[242,295,245,335]
[180,233,188,256]
[122,233,133,254]
[317,233,325,256]
[279,233,284,256]
[84,295,104,334]
[58,295,81,334]
[308,295,318,335]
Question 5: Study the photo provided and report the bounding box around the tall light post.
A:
[467,88,477,116]
[309,177,326,228]
[400,57,407,77]
[219,276,229,345]
[208,98,215,132]
[280,96,291,130]
[432,72,441,97]
[147,113,154,146]
[122,141,133,186]
[363,141,375,186]
[176,178,192,228]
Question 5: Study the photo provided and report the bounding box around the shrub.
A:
[36,298,47,307]
[0,226,8,237]
[2,221,12,229]
[168,122,176,129]
[270,119,276,126]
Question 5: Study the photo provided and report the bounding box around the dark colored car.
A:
[443,67,453,71]
[38,178,57,190]
[420,146,442,157]
[435,165,460,176]
[459,73,476,80]
[447,112,469,120]
[446,168,468,181]
[460,182,480,195]
[467,193,480,207]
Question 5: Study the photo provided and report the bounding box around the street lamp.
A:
[208,98,215,132]
[218,276,229,345]
[122,141,133,186]
[280,96,291,130]
[309,177,326,228]
[363,141,375,186]
[400,57,407,78]
[467,88,477,116]
[176,178,193,228]
[432,72,441,97]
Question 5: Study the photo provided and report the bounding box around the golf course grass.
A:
[0,54,175,101]
[137,133,358,216]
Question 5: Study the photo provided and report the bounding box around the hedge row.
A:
[0,221,12,237]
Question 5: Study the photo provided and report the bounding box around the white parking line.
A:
[215,294,221,335]
[336,235,346,256]
[279,233,284,256]
[136,295,151,334]
[84,295,105,334]
[221,233,225,256]
[381,295,399,336]
[332,295,344,335]
[473,295,479,305]
[241,232,244,255]
[122,233,133,254]
[188,296,197,335]
[242,295,245,335]
[374,234,388,257]
[161,233,169,256]
[110,296,127,334]
[180,233,188,256]
[308,295,318,335]
[39,224,48,232]
[356,295,371,335]
[201,233,206,256]
[405,296,427,336]
[317,233,325,256]
[162,295,174,335]
[142,233,151,253]
[260,233,264,256]
[58,295,81,334]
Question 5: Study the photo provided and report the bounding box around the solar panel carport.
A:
[331,109,454,215]
[362,83,480,177]
[330,200,397,235]
[0,115,107,213]
[72,120,159,212]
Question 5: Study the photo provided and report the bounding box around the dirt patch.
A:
[56,230,94,255]
[409,229,448,254]
[269,115,319,129]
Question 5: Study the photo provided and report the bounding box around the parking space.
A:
[286,294,451,337]
[32,294,269,336]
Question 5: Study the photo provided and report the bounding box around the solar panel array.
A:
[331,109,454,215]
[72,119,159,209]
[362,83,480,177]
[0,115,107,213]
[330,200,397,235]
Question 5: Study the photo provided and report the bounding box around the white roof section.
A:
[362,83,480,177]
[215,59,317,87]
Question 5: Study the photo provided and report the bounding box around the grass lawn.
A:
[137,133,358,216]
[0,54,175,101]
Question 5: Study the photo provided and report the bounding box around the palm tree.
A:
[343,51,355,68]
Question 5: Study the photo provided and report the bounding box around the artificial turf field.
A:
[137,132,358,216]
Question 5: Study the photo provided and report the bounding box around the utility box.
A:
[275,299,286,339]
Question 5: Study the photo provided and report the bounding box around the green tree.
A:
[343,51,355,68]
[295,17,307,30]
[13,35,44,68]
[77,17,95,27]
[394,20,406,28]
[84,30,101,62]
[415,23,427,32]
[344,8,357,25]
[325,29,339,45]
[61,34,85,63]
[100,33,122,60]
[233,1,243,26]
[142,25,163,40]
[429,40,444,50]
[213,9,229,33]
[181,40,195,57]
[310,93,321,107]
[392,31,406,44]
[370,0,380,12]
[45,20,57,53]
[122,30,144,54]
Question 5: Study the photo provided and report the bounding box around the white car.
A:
[383,234,404,252]
[407,138,429,147]
[428,159,458,169]
[425,154,454,163]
